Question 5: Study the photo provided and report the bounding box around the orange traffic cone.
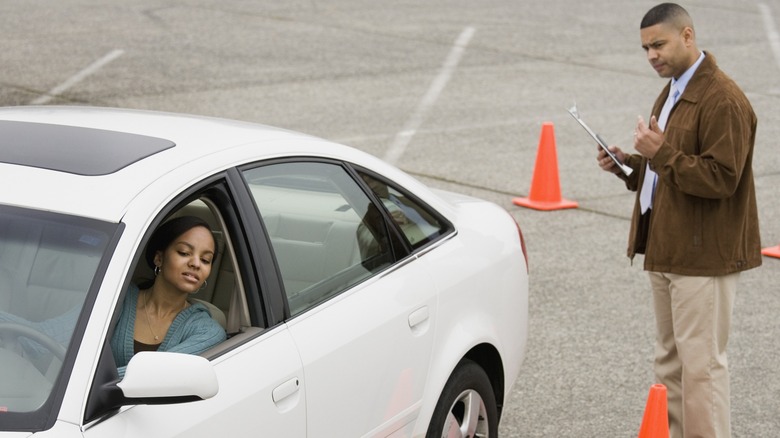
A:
[637,384,669,438]
[513,122,578,211]
[762,244,780,259]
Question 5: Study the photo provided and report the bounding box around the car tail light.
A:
[514,219,528,273]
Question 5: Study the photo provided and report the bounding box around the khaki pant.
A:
[648,272,739,438]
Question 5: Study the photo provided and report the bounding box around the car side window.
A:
[130,198,249,335]
[358,172,448,250]
[241,162,394,316]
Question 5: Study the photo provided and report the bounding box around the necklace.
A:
[143,291,160,342]
[143,290,189,343]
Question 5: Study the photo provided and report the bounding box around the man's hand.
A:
[596,145,626,174]
[634,115,664,159]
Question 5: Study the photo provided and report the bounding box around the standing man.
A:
[597,3,762,437]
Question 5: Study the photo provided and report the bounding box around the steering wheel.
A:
[0,322,67,361]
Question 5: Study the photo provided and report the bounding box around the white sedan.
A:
[0,106,528,437]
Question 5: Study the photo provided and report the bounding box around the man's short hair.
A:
[641,3,692,30]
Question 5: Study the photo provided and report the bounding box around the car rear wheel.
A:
[426,359,498,438]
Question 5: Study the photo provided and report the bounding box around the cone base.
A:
[762,245,780,258]
[513,197,578,211]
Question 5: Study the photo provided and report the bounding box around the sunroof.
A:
[0,120,175,176]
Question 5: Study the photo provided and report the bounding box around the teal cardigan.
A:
[110,284,226,377]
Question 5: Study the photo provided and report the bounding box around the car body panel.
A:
[410,200,528,435]
[285,253,440,436]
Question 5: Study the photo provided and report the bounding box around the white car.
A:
[0,106,528,437]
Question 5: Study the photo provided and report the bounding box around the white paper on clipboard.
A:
[567,104,633,176]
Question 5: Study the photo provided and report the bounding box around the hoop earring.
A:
[154,266,161,276]
[198,280,208,292]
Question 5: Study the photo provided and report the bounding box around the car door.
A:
[84,328,305,437]
[83,181,307,437]
[239,160,440,436]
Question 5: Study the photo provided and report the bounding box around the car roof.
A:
[0,106,389,222]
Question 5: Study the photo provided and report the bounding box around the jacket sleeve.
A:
[162,309,227,356]
[0,306,78,358]
[651,95,755,199]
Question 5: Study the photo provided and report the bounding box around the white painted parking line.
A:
[383,27,476,164]
[29,49,125,105]
[759,3,780,71]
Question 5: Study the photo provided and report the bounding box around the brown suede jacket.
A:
[619,52,762,276]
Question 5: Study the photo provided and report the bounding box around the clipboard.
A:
[567,104,633,176]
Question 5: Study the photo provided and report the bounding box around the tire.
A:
[426,359,499,438]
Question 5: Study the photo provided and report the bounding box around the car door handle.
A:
[408,306,429,329]
[272,377,300,404]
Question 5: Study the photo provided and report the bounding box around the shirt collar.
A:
[672,51,706,95]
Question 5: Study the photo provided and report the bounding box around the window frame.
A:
[84,172,282,424]
[236,157,409,319]
[351,166,455,254]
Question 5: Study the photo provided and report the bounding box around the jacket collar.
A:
[669,51,717,105]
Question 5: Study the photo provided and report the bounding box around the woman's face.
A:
[154,226,215,294]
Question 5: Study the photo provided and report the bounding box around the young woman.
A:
[110,216,226,376]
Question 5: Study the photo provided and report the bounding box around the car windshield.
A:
[0,206,117,425]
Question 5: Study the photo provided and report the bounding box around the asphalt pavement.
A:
[1,1,778,436]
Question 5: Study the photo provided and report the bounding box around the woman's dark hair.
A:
[144,215,216,269]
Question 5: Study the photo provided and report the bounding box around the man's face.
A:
[640,22,694,79]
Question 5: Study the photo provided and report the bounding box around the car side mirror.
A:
[117,352,218,403]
